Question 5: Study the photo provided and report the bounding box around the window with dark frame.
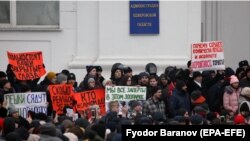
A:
[0,1,59,29]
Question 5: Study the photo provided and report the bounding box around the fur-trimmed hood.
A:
[240,87,250,98]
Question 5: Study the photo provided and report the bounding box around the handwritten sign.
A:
[4,92,47,118]
[191,41,225,71]
[7,51,46,80]
[105,86,146,111]
[49,84,74,114]
[74,89,105,115]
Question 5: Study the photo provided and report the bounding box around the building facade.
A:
[0,1,249,82]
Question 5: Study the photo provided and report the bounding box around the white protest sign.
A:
[4,92,47,118]
[105,86,146,112]
[191,41,225,71]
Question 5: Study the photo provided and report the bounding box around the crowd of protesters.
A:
[1,60,250,141]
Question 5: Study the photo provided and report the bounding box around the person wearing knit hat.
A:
[46,72,56,83]
[88,77,95,83]
[39,123,62,141]
[95,66,105,87]
[225,67,235,78]
[173,116,186,125]
[239,66,250,88]
[67,73,76,81]
[0,71,7,81]
[169,80,190,118]
[236,67,245,80]
[0,117,3,130]
[110,64,123,86]
[230,75,239,84]
[128,100,142,121]
[75,118,90,129]
[61,69,70,76]
[86,77,95,90]
[193,71,202,79]
[91,123,106,139]
[123,66,133,77]
[96,66,102,72]
[138,72,149,86]
[239,60,249,70]
[187,71,203,95]
[67,73,78,90]
[234,114,245,125]
[190,90,209,116]
[86,65,96,76]
[8,104,18,117]
[56,73,67,84]
[129,100,141,110]
[190,115,203,125]
[224,75,241,115]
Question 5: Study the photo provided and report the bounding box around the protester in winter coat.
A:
[143,86,166,120]
[238,87,250,117]
[223,75,241,116]
[168,80,191,118]
[240,67,250,88]
[39,123,62,141]
[190,90,209,114]
[206,73,225,112]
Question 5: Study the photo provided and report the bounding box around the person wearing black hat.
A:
[238,60,249,71]
[128,100,142,121]
[67,73,80,92]
[0,79,15,102]
[168,80,191,118]
[95,66,105,87]
[110,64,123,86]
[39,123,62,141]
[206,72,225,112]
[79,65,100,91]
[123,66,133,78]
[189,115,203,125]
[0,71,7,81]
[138,72,150,87]
[186,71,205,95]
[235,60,249,82]
[240,66,250,88]
[61,69,70,76]
[190,90,209,115]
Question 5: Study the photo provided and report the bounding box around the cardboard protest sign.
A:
[49,84,74,114]
[105,86,146,111]
[4,92,47,118]
[7,51,46,80]
[191,41,225,71]
[73,89,105,115]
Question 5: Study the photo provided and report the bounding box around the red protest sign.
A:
[7,51,46,80]
[73,89,106,115]
[49,84,74,114]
